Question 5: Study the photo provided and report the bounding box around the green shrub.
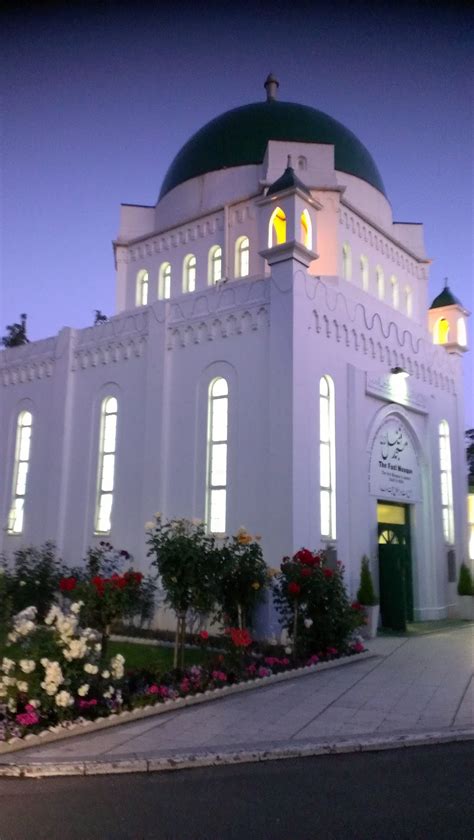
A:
[1,542,64,620]
[357,556,379,606]
[457,563,474,596]
[273,548,363,656]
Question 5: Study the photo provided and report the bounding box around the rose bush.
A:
[213,528,267,628]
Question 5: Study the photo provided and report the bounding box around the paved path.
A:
[4,626,472,769]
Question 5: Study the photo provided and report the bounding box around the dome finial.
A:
[287,154,292,169]
[264,73,279,101]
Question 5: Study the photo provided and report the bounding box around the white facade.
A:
[1,90,470,626]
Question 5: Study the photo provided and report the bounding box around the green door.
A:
[377,504,413,632]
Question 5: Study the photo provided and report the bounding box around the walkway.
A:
[2,626,473,772]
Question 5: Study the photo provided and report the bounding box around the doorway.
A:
[377,502,413,631]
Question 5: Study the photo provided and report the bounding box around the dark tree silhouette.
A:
[466,429,474,485]
[1,314,29,348]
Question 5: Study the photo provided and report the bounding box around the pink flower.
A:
[211,670,227,682]
[199,630,209,641]
[307,654,319,666]
[258,667,271,678]
[326,647,338,656]
[247,663,257,674]
[78,698,98,709]
[147,684,160,694]
[16,710,39,726]
[281,657,290,666]
[352,642,365,653]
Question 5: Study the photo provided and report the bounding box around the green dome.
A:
[159,100,386,200]
[429,285,462,309]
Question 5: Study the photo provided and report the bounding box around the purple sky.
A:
[2,1,473,424]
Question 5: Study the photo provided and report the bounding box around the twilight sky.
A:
[2,1,473,423]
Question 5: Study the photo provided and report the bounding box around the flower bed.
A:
[0,603,366,745]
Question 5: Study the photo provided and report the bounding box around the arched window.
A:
[434,317,450,344]
[158,262,171,300]
[342,243,352,281]
[8,410,33,534]
[207,378,228,533]
[360,255,369,291]
[457,316,467,347]
[376,265,384,300]
[300,209,312,249]
[268,207,286,247]
[183,254,196,293]
[319,376,336,540]
[95,397,118,534]
[405,286,413,317]
[390,275,399,309]
[208,246,222,285]
[439,420,454,543]
[235,236,250,278]
[136,270,149,306]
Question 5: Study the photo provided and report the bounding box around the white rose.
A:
[94,643,102,653]
[304,618,313,629]
[84,663,98,675]
[77,684,89,697]
[20,659,36,674]
[55,690,73,708]
[101,670,110,679]
[285,646,293,655]
[17,681,28,693]
[2,677,16,687]
[8,698,16,713]
[145,521,155,531]
[70,601,83,615]
[19,580,26,587]
[1,658,15,674]
[0,685,7,697]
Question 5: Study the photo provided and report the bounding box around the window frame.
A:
[208,246,223,285]
[319,376,336,540]
[136,269,149,306]
[206,377,229,534]
[94,396,118,535]
[235,236,250,278]
[183,254,196,293]
[439,420,455,544]
[158,262,171,300]
[7,410,33,535]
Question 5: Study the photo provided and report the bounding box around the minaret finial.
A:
[287,154,292,169]
[264,73,279,101]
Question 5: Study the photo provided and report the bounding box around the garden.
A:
[0,517,367,744]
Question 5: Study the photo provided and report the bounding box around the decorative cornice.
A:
[167,305,269,350]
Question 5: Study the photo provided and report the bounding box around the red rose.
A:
[301,567,313,578]
[294,549,316,566]
[323,569,334,579]
[288,582,301,596]
[59,577,77,592]
[199,630,209,641]
[229,627,252,648]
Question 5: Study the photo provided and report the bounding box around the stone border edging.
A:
[1,727,473,778]
[0,650,374,757]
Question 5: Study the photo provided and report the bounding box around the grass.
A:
[107,640,204,671]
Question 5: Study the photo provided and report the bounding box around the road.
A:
[0,742,472,839]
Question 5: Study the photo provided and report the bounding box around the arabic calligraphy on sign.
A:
[369,418,421,502]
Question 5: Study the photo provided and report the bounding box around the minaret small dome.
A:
[429,281,463,310]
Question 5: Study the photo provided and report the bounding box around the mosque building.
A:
[1,76,470,630]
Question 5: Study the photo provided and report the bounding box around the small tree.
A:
[357,556,379,606]
[1,542,64,620]
[146,516,219,668]
[457,563,473,596]
[2,314,29,348]
[214,528,267,628]
[94,310,108,324]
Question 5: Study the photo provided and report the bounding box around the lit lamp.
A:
[390,366,409,378]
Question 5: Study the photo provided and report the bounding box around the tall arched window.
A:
[439,420,454,543]
[319,376,336,540]
[136,270,149,306]
[95,397,118,534]
[207,378,228,533]
[183,254,196,293]
[268,207,286,247]
[390,275,399,309]
[158,262,171,300]
[300,209,312,249]
[235,236,250,278]
[376,265,384,300]
[208,246,222,285]
[434,317,450,344]
[342,243,352,281]
[405,286,413,317]
[457,316,467,347]
[360,255,369,291]
[8,410,33,534]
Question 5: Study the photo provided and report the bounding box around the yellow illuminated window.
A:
[377,503,406,525]
[269,207,286,247]
[300,210,312,249]
[434,317,450,344]
[8,411,33,534]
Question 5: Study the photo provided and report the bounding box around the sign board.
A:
[369,417,421,502]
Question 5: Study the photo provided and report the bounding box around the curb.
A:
[0,650,374,757]
[1,727,473,778]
